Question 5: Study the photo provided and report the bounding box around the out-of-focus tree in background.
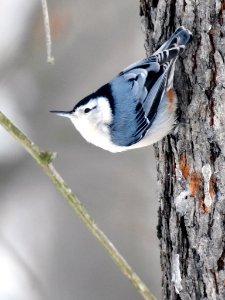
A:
[0,1,160,299]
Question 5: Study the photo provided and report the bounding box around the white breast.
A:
[70,94,176,153]
[71,117,120,152]
[70,108,175,153]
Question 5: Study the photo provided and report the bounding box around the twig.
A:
[41,0,54,64]
[0,111,157,300]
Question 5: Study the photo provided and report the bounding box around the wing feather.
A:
[110,27,191,147]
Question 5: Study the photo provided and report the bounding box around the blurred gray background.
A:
[0,1,160,299]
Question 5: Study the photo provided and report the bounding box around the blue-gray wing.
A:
[109,27,191,147]
[110,54,175,147]
[110,64,168,147]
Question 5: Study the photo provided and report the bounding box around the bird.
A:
[51,26,192,153]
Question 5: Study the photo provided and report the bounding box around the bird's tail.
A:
[152,27,192,90]
[154,26,192,55]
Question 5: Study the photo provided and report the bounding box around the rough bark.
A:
[140,1,225,299]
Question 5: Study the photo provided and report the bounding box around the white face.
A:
[68,96,113,148]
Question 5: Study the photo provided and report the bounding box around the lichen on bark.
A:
[140,0,225,299]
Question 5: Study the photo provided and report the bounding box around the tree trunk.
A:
[140,1,225,299]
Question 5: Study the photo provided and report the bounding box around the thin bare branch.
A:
[41,0,54,64]
[0,111,157,300]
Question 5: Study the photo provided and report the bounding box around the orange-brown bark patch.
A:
[209,175,216,200]
[198,196,210,213]
[189,172,202,196]
[179,153,190,179]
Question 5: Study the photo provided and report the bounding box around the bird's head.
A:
[50,94,113,143]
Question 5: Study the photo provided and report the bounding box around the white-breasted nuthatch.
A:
[51,26,192,153]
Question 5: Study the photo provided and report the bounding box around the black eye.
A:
[84,108,91,113]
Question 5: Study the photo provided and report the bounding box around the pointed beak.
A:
[50,110,72,118]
